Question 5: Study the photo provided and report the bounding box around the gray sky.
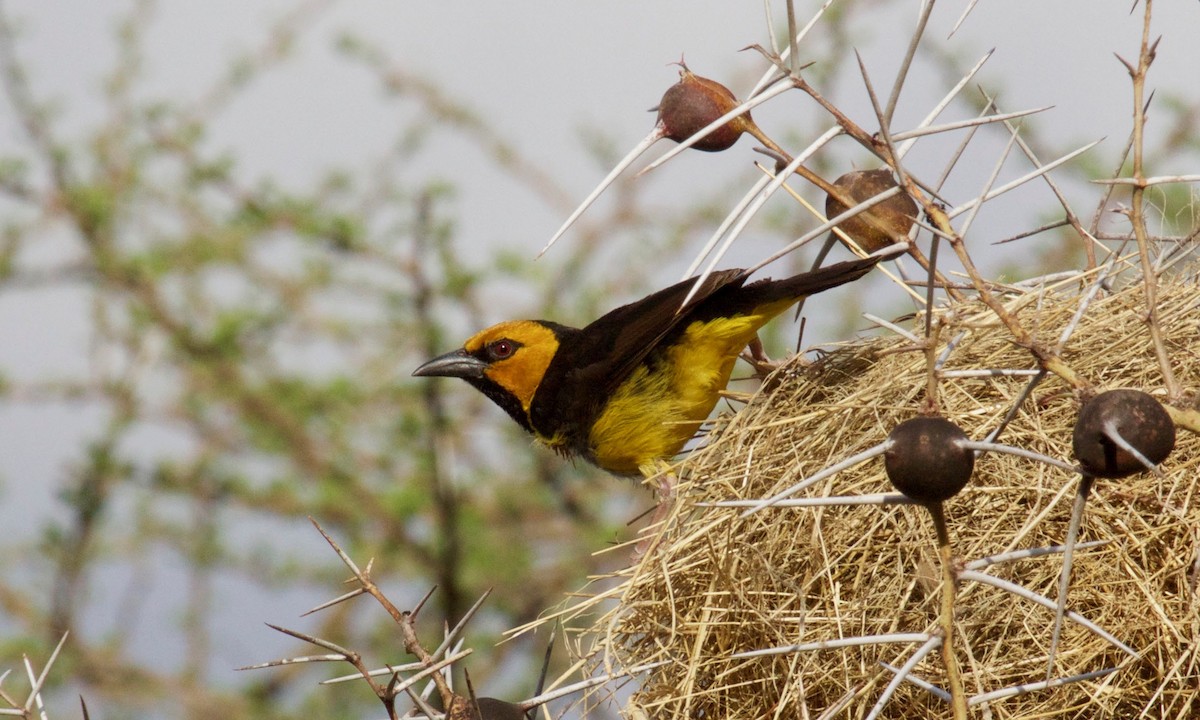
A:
[7,1,1198,256]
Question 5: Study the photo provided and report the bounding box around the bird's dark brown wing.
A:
[686,255,881,324]
[576,268,750,396]
[576,255,882,388]
[528,268,747,444]
[528,256,880,450]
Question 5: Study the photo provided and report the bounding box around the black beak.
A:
[412,348,488,379]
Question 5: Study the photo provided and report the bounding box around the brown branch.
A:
[744,43,1096,392]
[925,198,1091,392]
[742,45,962,300]
[309,519,456,711]
[1121,0,1181,400]
[982,90,1098,269]
[928,502,967,720]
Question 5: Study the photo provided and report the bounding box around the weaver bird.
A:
[413,255,881,477]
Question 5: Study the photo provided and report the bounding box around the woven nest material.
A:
[560,266,1200,719]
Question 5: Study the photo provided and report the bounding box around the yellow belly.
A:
[587,306,787,475]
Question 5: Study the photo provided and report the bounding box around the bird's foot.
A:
[632,469,678,560]
[744,336,783,378]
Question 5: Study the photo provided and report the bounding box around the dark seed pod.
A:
[884,417,975,503]
[825,168,918,252]
[655,65,747,152]
[1072,389,1175,479]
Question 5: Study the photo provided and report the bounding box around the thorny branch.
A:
[752,43,1094,396]
[1118,0,1181,401]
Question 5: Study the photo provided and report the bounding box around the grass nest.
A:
[544,263,1200,719]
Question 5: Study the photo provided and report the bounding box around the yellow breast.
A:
[587,307,786,475]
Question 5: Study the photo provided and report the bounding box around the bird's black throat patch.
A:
[466,376,534,434]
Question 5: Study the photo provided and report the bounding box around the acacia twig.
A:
[1118,0,1180,400]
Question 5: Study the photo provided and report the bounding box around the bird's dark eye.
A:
[488,339,518,360]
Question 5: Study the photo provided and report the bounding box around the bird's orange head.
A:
[413,320,563,433]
